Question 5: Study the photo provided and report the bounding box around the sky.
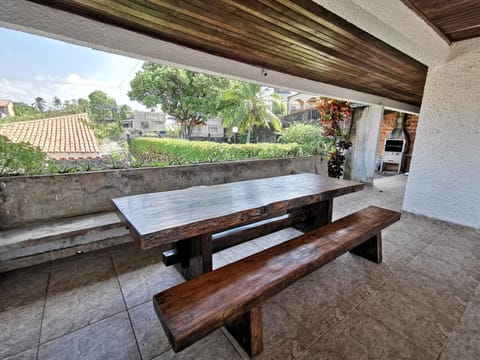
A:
[0,27,148,110]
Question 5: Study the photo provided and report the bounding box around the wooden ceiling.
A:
[27,0,428,106]
[402,0,480,42]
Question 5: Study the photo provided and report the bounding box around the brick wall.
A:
[376,112,419,172]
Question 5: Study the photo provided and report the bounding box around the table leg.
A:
[174,233,213,280]
[294,199,333,232]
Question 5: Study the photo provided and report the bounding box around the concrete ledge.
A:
[0,211,130,272]
[0,156,326,228]
[0,234,132,273]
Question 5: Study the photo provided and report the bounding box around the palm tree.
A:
[220,83,282,143]
[32,97,47,112]
[52,96,62,109]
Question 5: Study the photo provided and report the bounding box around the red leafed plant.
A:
[315,98,353,178]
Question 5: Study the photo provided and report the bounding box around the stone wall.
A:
[0,156,326,228]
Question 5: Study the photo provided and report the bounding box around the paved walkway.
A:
[1,175,479,359]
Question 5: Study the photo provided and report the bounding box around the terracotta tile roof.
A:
[0,113,101,159]
[0,99,11,107]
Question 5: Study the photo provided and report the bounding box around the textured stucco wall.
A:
[0,156,326,228]
[403,38,480,229]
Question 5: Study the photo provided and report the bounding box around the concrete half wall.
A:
[403,38,480,229]
[0,156,326,228]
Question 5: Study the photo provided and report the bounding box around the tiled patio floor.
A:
[2,175,480,359]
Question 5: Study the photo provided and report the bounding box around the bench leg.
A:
[174,233,212,280]
[226,305,263,357]
[294,199,333,232]
[350,232,382,264]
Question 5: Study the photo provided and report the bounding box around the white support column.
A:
[348,105,384,184]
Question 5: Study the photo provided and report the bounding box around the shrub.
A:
[130,138,302,166]
[278,123,326,154]
[0,135,45,175]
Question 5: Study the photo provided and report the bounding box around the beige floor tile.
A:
[111,244,185,308]
[38,312,140,360]
[272,274,354,339]
[407,253,480,295]
[297,310,434,360]
[129,301,171,360]
[152,329,241,360]
[359,288,454,355]
[41,252,125,343]
[0,263,50,358]
[254,301,317,360]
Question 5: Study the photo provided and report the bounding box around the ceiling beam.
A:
[0,0,420,113]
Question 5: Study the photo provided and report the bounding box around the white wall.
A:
[403,38,480,229]
[349,105,384,184]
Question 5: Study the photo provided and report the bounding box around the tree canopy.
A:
[128,63,230,138]
[88,90,116,123]
[219,83,282,143]
[32,97,47,112]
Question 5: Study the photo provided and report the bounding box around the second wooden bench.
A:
[153,206,401,357]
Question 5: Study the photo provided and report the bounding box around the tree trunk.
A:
[180,122,187,139]
[246,128,251,144]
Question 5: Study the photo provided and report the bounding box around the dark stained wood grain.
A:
[401,0,480,42]
[226,305,263,357]
[27,0,427,105]
[350,232,382,264]
[294,199,333,232]
[162,210,309,267]
[173,233,212,280]
[153,206,401,353]
[113,173,364,250]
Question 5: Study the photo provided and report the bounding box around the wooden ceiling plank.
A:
[95,0,424,95]
[285,0,427,71]
[26,0,426,105]
[402,0,480,42]
[258,0,425,74]
[223,0,425,82]
[117,1,420,93]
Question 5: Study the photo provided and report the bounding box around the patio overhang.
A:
[1,0,431,113]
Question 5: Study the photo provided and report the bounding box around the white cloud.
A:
[0,69,147,110]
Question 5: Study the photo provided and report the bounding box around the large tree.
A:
[116,104,133,120]
[128,63,230,138]
[219,83,282,143]
[88,90,116,123]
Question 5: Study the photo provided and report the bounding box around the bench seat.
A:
[0,212,130,272]
[153,206,401,356]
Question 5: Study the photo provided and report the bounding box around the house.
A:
[123,111,165,132]
[0,113,101,159]
[0,99,15,117]
[190,117,225,141]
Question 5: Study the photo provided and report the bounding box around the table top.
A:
[112,173,364,248]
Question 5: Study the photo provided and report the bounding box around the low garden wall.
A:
[0,156,326,228]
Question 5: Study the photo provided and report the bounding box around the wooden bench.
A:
[153,206,401,357]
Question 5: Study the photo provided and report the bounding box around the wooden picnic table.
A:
[112,173,364,279]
